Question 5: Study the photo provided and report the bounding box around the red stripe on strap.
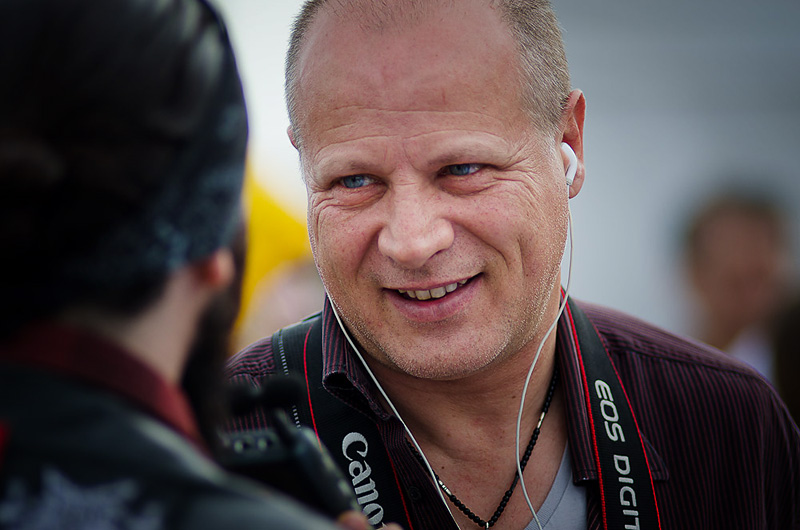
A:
[382,439,416,530]
[566,302,610,530]
[302,324,324,452]
[0,422,9,469]
[593,328,663,529]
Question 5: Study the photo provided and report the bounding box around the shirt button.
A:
[407,485,423,502]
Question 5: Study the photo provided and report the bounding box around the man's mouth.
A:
[396,279,470,301]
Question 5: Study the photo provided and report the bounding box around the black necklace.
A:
[409,364,559,529]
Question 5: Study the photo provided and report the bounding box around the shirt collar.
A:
[320,298,392,419]
[0,323,204,448]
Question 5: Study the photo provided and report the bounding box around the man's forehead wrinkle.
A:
[310,135,390,172]
[312,120,514,152]
[401,128,508,143]
[310,129,523,180]
[314,133,393,151]
[307,104,524,154]
[321,105,514,125]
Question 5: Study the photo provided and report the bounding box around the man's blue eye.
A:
[446,163,480,176]
[341,175,371,189]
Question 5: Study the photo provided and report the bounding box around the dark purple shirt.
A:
[227,297,800,529]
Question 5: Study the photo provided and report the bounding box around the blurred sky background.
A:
[215,0,800,337]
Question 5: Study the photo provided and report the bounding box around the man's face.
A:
[295,1,571,380]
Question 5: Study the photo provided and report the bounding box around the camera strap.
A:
[273,316,416,529]
[273,301,661,530]
[566,302,661,530]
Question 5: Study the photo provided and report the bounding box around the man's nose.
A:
[377,184,454,269]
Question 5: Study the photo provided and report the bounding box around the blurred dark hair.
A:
[0,0,246,338]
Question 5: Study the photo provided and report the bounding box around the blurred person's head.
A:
[684,191,791,350]
[0,0,248,434]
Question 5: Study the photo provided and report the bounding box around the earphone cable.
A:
[514,206,574,530]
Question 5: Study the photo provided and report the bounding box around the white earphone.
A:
[561,142,577,187]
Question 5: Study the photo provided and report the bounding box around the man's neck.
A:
[371,330,559,446]
[365,332,568,529]
[59,268,209,384]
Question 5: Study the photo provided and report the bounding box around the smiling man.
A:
[227,1,800,528]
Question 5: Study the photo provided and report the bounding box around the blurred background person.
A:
[682,190,794,381]
[0,0,380,528]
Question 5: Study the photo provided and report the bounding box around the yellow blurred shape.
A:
[237,167,310,330]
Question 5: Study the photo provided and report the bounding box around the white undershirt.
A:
[523,443,586,529]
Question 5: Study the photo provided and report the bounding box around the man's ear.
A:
[191,248,235,292]
[559,89,586,199]
[288,126,298,149]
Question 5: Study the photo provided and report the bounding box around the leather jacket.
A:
[0,327,340,530]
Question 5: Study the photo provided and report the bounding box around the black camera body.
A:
[218,378,364,523]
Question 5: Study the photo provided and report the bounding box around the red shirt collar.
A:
[0,323,205,449]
